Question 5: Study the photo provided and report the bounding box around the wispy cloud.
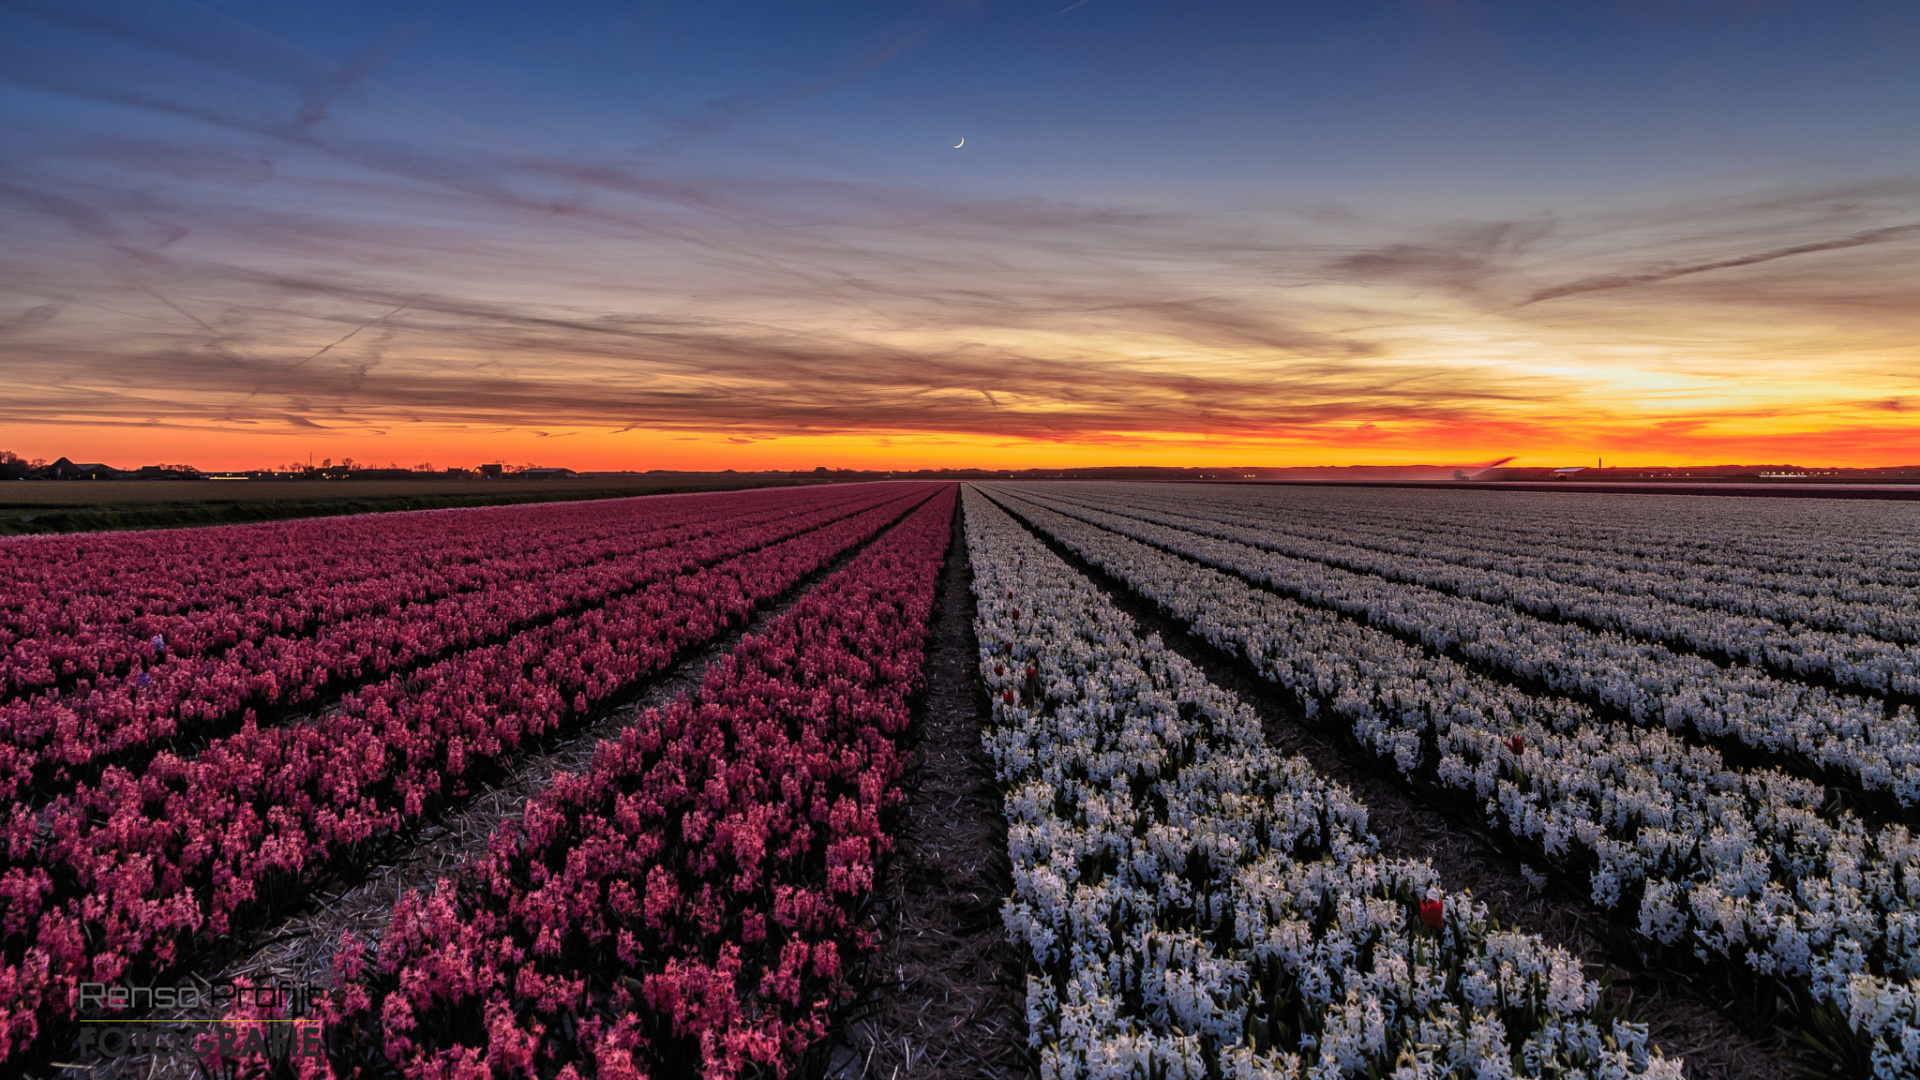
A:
[651,25,928,145]
[1327,218,1553,296]
[1523,221,1920,304]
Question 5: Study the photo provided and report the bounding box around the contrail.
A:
[140,286,219,335]
[288,297,418,370]
[245,296,418,400]
[1524,221,1920,304]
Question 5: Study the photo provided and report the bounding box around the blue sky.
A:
[3,0,1917,468]
[200,0,1912,199]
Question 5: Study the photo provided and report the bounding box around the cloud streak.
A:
[1524,222,1920,305]
[0,252,1544,442]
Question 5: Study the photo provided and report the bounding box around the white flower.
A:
[965,487,1673,1078]
[987,481,1920,1057]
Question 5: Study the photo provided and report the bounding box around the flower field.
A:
[303,485,957,1079]
[978,482,1920,1079]
[0,482,943,1068]
[5,479,1919,1077]
[964,489,1675,1080]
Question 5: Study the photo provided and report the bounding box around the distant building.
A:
[35,458,121,480]
[519,467,575,480]
[479,464,505,478]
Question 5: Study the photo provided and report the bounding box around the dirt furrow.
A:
[820,495,1029,1080]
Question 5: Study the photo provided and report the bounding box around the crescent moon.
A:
[953,137,964,148]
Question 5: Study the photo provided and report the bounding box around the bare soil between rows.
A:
[820,494,1030,1080]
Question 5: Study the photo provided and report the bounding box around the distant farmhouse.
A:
[18,457,200,481]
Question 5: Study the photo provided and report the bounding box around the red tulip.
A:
[1506,735,1525,755]
[1420,897,1445,930]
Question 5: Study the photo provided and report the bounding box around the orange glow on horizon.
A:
[7,417,1916,474]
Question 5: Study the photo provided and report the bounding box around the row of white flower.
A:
[1148,482,1920,610]
[962,488,1679,1080]
[1034,483,1920,696]
[1263,496,1920,631]
[1000,486,1920,808]
[1066,482,1920,646]
[977,486,1920,1080]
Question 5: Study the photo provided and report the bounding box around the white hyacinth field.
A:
[967,482,1920,1080]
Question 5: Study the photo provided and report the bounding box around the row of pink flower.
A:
[0,485,941,1067]
[0,499,634,698]
[0,487,876,711]
[0,488,893,803]
[267,486,958,1080]
[0,489,845,705]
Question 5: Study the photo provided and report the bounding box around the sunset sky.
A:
[3,0,1917,471]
